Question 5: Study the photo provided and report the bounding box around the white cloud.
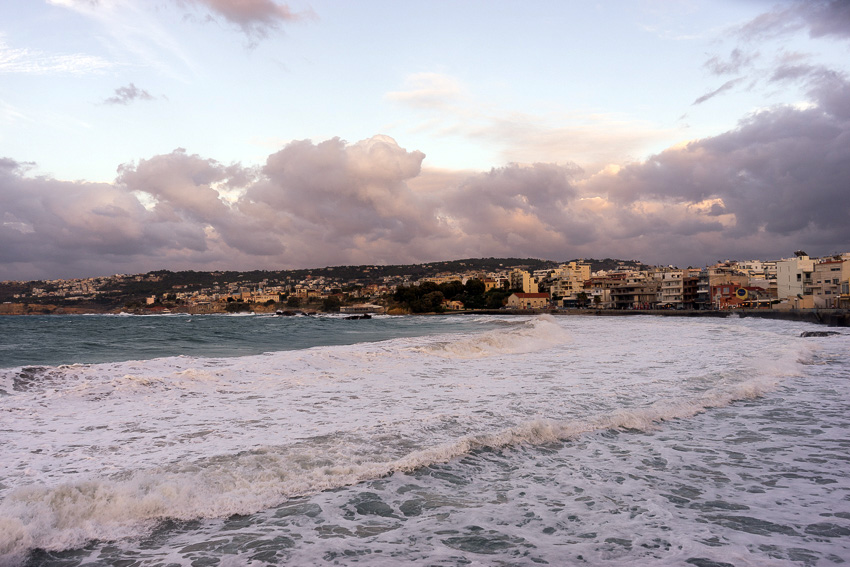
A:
[0,38,111,75]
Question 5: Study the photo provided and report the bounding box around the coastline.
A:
[1,302,848,327]
[452,308,850,327]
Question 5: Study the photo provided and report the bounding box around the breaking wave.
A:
[421,315,571,358]
[0,368,797,564]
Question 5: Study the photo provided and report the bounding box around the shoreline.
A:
[452,308,850,327]
[1,304,848,327]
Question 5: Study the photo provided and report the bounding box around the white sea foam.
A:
[0,314,830,564]
[421,315,571,358]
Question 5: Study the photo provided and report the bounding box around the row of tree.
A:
[393,279,518,313]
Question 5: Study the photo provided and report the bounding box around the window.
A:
[797,274,802,281]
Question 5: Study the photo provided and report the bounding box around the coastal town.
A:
[1,251,848,316]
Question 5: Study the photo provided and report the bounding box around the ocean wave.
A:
[0,356,800,565]
[420,315,571,358]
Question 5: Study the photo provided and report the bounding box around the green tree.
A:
[464,278,486,296]
[438,280,465,300]
[225,302,251,313]
[484,288,511,309]
[322,296,341,312]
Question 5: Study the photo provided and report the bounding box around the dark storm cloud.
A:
[588,71,850,256]
[103,83,155,105]
[739,0,850,42]
[443,163,587,250]
[794,0,850,40]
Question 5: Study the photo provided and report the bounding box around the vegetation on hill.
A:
[0,257,651,308]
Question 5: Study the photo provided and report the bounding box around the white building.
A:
[776,252,815,300]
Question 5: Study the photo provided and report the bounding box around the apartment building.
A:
[508,269,539,293]
[810,257,849,308]
[549,261,590,302]
[610,274,660,309]
[776,252,816,300]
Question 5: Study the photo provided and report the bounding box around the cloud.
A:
[386,73,675,169]
[585,73,850,257]
[103,83,155,105]
[803,0,850,39]
[3,67,850,284]
[47,0,199,79]
[738,0,850,42]
[385,73,466,110]
[692,78,744,105]
[178,0,308,41]
[703,48,757,75]
[0,38,111,75]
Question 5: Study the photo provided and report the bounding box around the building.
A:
[549,261,591,302]
[506,292,550,309]
[584,273,628,309]
[610,274,660,309]
[657,268,700,309]
[508,269,539,293]
[810,257,849,308]
[776,252,815,301]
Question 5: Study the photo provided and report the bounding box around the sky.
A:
[1,0,849,281]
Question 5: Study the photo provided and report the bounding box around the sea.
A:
[0,312,848,567]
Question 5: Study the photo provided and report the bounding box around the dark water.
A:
[0,313,479,369]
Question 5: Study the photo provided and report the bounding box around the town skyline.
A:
[2,1,850,281]
[3,250,847,313]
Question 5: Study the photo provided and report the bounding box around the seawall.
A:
[461,309,850,327]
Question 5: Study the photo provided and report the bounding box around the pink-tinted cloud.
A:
[3,66,850,282]
[178,0,306,40]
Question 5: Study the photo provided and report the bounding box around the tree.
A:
[439,280,464,300]
[464,278,486,296]
[225,302,251,313]
[322,296,341,312]
[484,288,511,309]
[286,296,301,308]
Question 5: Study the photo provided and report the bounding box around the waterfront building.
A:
[810,256,849,308]
[506,292,550,309]
[776,252,816,301]
[610,273,660,309]
[549,262,591,303]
